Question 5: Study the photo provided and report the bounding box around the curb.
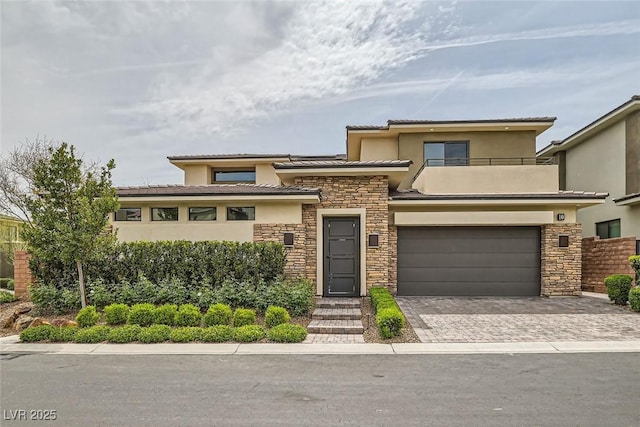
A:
[2,336,640,355]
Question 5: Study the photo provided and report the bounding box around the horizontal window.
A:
[227,207,255,221]
[151,207,178,221]
[213,169,256,183]
[424,141,469,166]
[596,219,621,239]
[114,208,141,222]
[189,207,216,221]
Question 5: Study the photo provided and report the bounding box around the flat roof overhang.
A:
[118,194,320,204]
[614,193,640,206]
[275,166,410,188]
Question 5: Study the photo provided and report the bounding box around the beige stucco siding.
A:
[390,205,577,225]
[359,137,398,161]
[183,165,210,185]
[398,130,537,189]
[181,163,280,185]
[255,164,281,185]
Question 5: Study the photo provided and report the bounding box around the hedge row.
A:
[369,287,406,339]
[30,240,286,290]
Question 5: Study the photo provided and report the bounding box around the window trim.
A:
[226,206,256,221]
[212,167,256,184]
[150,207,179,222]
[188,207,217,221]
[595,218,621,239]
[114,207,142,222]
[423,141,470,166]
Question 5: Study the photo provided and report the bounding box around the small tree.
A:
[21,143,119,307]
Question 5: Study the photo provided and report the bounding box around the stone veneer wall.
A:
[295,176,390,294]
[540,224,582,296]
[388,225,398,294]
[13,251,32,298]
[253,224,306,279]
[581,236,636,293]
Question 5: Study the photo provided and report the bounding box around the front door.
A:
[323,217,360,297]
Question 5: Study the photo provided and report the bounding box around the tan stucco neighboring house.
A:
[112,117,607,298]
[0,214,25,278]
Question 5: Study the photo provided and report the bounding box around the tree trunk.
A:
[77,260,87,308]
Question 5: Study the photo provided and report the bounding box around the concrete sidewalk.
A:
[2,335,639,355]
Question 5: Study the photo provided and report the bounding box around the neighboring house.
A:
[538,95,640,291]
[0,215,25,278]
[112,118,606,298]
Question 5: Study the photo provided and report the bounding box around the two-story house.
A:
[0,214,25,279]
[112,118,606,298]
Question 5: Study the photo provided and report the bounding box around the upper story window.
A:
[114,208,141,221]
[424,141,469,166]
[596,219,621,239]
[151,207,178,221]
[227,207,255,221]
[189,207,216,221]
[212,168,256,183]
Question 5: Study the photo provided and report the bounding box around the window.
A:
[227,207,255,221]
[213,168,256,183]
[114,208,141,221]
[596,219,621,239]
[424,141,469,166]
[151,207,178,221]
[189,207,216,221]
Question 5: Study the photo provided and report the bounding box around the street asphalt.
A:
[1,353,639,426]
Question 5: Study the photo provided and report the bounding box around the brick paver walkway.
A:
[397,296,640,343]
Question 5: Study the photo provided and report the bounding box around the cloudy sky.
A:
[1,1,639,186]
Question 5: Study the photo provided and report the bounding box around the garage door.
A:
[397,226,540,296]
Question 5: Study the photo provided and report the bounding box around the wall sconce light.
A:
[557,213,566,221]
[558,235,569,248]
[368,234,379,248]
[283,232,294,247]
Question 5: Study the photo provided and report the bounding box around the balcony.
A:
[412,157,559,194]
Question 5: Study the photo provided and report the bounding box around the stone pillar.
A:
[253,224,306,279]
[581,236,636,293]
[13,251,32,298]
[540,224,582,296]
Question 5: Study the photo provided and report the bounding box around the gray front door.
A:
[323,217,360,296]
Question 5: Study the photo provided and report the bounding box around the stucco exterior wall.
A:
[183,165,210,185]
[626,110,640,196]
[181,162,281,185]
[360,137,398,161]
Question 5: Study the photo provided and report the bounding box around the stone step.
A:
[315,297,361,309]
[307,319,364,334]
[312,308,361,320]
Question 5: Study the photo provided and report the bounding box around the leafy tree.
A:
[21,143,119,307]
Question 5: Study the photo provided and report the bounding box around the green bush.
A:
[605,274,634,305]
[153,304,178,326]
[233,308,257,327]
[267,324,307,343]
[0,278,11,288]
[377,308,406,339]
[170,327,202,343]
[233,325,266,342]
[107,325,142,343]
[127,303,156,326]
[104,303,130,325]
[137,325,172,343]
[629,255,640,278]
[0,291,16,304]
[7,279,14,290]
[29,283,80,314]
[265,306,290,328]
[50,326,78,342]
[20,325,55,342]
[86,281,114,308]
[75,306,101,328]
[200,325,234,342]
[281,280,315,316]
[73,325,110,343]
[203,303,232,326]
[174,304,202,327]
[629,287,640,312]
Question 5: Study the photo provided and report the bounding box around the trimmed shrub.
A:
[377,308,406,339]
[86,281,114,308]
[267,324,307,343]
[629,255,640,277]
[233,308,257,327]
[170,327,202,343]
[153,304,178,326]
[107,325,142,343]
[233,325,266,342]
[605,274,634,305]
[282,280,315,316]
[7,279,14,290]
[0,291,15,304]
[75,306,101,328]
[127,303,156,326]
[73,325,110,343]
[629,287,640,312]
[174,304,202,327]
[200,325,234,342]
[203,303,232,326]
[265,306,290,328]
[104,303,130,325]
[50,326,78,342]
[20,325,55,342]
[137,325,172,343]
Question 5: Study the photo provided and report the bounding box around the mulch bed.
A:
[361,297,420,343]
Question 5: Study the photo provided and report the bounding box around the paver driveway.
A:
[396,296,640,343]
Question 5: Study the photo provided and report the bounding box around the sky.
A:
[1,0,639,186]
